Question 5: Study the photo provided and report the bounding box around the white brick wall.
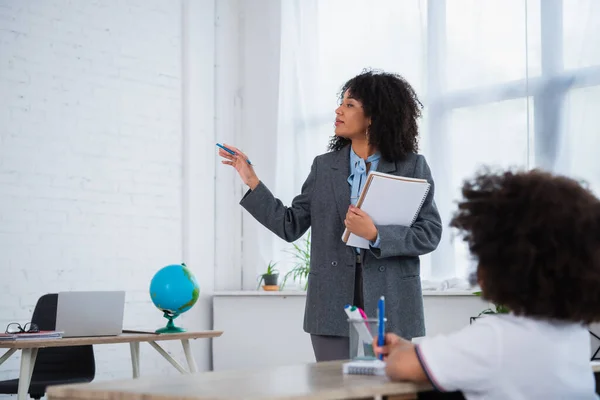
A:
[0,0,215,395]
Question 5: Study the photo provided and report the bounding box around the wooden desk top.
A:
[47,360,431,400]
[0,330,223,349]
[44,360,600,400]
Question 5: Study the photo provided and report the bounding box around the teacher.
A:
[218,69,442,362]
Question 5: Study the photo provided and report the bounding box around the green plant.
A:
[256,261,279,289]
[281,231,311,290]
[473,291,510,316]
[264,261,279,275]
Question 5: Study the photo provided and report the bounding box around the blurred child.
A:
[374,168,600,399]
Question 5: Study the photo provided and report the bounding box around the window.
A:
[231,0,600,289]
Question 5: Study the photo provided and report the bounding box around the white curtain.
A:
[249,0,600,286]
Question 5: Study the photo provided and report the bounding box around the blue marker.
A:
[216,143,252,165]
[377,296,385,360]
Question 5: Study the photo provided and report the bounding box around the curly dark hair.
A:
[450,168,600,324]
[328,69,423,162]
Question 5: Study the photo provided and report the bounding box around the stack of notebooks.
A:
[0,331,63,341]
[342,171,430,249]
[343,359,387,376]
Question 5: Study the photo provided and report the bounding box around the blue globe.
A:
[150,263,200,316]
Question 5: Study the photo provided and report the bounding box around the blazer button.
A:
[379,266,386,272]
[331,261,338,267]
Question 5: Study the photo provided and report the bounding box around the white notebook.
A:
[342,171,431,249]
[342,359,387,376]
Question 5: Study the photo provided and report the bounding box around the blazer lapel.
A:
[329,148,397,225]
[330,145,351,225]
[376,157,397,174]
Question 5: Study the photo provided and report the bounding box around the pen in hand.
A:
[378,295,385,360]
[216,143,253,165]
[217,142,260,190]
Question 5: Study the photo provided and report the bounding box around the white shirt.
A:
[416,313,598,399]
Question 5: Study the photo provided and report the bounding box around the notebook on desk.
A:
[342,171,430,249]
[343,359,387,376]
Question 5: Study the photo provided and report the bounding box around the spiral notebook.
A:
[342,171,431,249]
[342,359,387,376]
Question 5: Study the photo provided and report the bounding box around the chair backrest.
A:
[30,294,95,378]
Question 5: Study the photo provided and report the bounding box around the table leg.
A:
[27,348,38,385]
[590,330,600,361]
[17,348,39,400]
[181,339,197,373]
[129,342,140,378]
[148,341,188,373]
[0,348,17,367]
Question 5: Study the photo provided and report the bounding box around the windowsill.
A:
[212,289,476,297]
[213,290,308,297]
[421,290,477,296]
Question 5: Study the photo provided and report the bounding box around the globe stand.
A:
[156,311,186,334]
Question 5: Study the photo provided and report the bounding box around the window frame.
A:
[225,0,600,289]
[427,0,600,278]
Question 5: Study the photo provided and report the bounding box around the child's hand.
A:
[372,333,403,360]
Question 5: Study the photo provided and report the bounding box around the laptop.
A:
[56,291,126,337]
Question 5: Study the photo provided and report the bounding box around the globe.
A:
[149,263,200,333]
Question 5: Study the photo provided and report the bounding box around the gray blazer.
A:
[240,145,442,339]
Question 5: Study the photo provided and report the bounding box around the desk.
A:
[46,361,600,400]
[47,360,431,400]
[0,331,222,400]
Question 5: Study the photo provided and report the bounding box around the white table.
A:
[0,330,223,400]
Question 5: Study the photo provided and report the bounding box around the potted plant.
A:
[257,261,279,291]
[470,291,510,324]
[281,231,311,290]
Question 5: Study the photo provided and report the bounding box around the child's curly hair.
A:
[450,168,600,324]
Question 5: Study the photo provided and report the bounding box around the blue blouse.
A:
[348,147,381,249]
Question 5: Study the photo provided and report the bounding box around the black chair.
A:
[0,293,95,399]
